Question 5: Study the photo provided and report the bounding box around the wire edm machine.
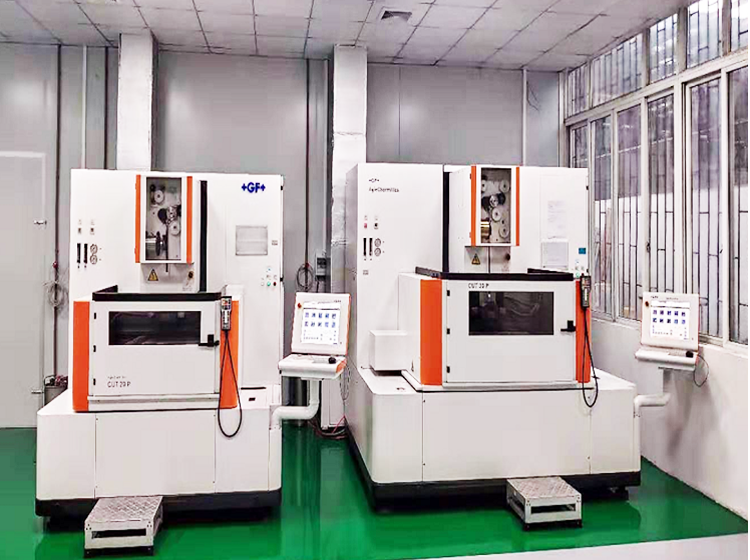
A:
[37,170,289,519]
[339,163,649,508]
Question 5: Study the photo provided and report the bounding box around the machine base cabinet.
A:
[36,388,282,518]
[345,366,641,508]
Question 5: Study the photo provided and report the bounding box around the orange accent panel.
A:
[186,176,193,263]
[470,166,477,246]
[336,359,347,373]
[135,175,142,263]
[515,166,520,246]
[420,279,443,386]
[575,280,592,384]
[72,301,90,412]
[220,301,240,409]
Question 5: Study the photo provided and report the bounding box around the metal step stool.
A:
[506,477,582,530]
[84,496,163,557]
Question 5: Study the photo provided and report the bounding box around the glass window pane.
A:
[570,124,589,169]
[593,117,613,315]
[690,78,722,337]
[592,35,642,106]
[688,0,723,68]
[648,96,676,295]
[567,65,588,117]
[469,292,555,336]
[617,106,642,320]
[730,67,748,344]
[732,0,748,50]
[650,15,678,82]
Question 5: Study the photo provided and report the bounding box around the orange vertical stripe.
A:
[186,176,193,263]
[135,175,141,263]
[470,166,477,246]
[515,166,520,246]
[220,301,240,409]
[575,280,592,384]
[72,301,90,412]
[420,279,443,386]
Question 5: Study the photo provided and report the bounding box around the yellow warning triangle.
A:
[471,253,481,265]
[148,269,159,282]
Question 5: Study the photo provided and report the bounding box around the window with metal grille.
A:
[567,65,588,117]
[591,51,615,106]
[617,106,642,320]
[650,15,678,83]
[591,36,642,106]
[688,0,722,68]
[648,95,676,294]
[730,67,748,344]
[731,0,748,50]
[570,124,588,169]
[593,117,613,315]
[690,78,722,337]
[614,35,643,96]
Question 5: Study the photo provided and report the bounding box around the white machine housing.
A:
[37,170,285,515]
[448,165,589,274]
[398,271,585,388]
[340,162,640,504]
[319,163,444,427]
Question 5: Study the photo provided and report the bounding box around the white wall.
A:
[156,52,329,352]
[367,64,524,165]
[592,318,748,518]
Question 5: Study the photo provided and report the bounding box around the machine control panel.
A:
[640,292,699,351]
[648,302,690,340]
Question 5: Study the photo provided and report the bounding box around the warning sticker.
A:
[148,269,159,282]
[471,253,481,266]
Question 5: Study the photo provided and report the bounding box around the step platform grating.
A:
[84,496,163,556]
[506,477,582,530]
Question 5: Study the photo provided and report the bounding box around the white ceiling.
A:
[0,0,691,70]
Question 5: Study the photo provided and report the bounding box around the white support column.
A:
[330,46,367,293]
[116,34,156,171]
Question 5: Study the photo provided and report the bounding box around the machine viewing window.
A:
[109,311,201,345]
[145,176,183,261]
[469,292,554,336]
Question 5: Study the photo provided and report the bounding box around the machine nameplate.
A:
[467,282,489,289]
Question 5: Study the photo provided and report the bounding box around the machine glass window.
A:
[730,67,748,344]
[617,106,643,321]
[687,0,722,68]
[145,177,183,261]
[593,117,613,315]
[567,65,588,117]
[648,95,676,294]
[690,78,722,337]
[469,292,554,336]
[109,311,201,345]
[731,0,748,50]
[569,124,588,169]
[479,167,512,244]
[649,15,678,83]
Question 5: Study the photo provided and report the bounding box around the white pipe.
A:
[271,379,320,429]
[634,393,671,416]
[81,45,87,169]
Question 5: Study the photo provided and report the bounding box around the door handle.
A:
[31,389,43,395]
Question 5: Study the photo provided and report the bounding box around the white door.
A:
[0,154,47,426]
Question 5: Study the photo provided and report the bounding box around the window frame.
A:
[563,5,748,351]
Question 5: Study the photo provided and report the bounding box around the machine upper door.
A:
[445,280,578,385]
[90,300,219,397]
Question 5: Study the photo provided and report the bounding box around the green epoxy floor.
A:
[1,427,746,560]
